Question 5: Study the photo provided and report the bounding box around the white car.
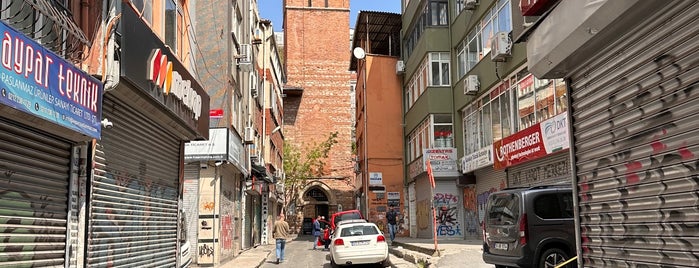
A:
[329,220,390,267]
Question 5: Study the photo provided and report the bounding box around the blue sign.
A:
[0,21,103,138]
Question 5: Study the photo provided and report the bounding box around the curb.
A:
[389,246,436,267]
[254,249,273,268]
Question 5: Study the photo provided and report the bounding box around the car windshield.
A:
[487,193,520,225]
[339,225,379,237]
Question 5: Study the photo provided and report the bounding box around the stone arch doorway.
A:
[301,181,337,222]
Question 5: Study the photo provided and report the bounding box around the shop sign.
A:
[184,128,227,161]
[0,21,103,138]
[494,112,569,169]
[423,148,459,177]
[408,159,423,179]
[147,48,202,120]
[228,130,248,176]
[461,146,493,174]
[369,172,383,185]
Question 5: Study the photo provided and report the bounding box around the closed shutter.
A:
[570,2,698,267]
[434,182,461,238]
[507,152,570,187]
[0,119,72,267]
[87,95,181,267]
[474,167,506,238]
[182,164,199,262]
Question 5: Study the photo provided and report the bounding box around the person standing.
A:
[273,214,290,264]
[322,226,331,251]
[312,215,322,250]
[386,205,398,242]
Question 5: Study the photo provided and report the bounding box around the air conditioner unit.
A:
[238,44,253,71]
[244,126,254,144]
[464,0,478,10]
[463,75,479,95]
[490,31,511,62]
[251,87,258,98]
[395,60,405,74]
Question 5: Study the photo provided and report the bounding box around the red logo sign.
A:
[146,49,203,120]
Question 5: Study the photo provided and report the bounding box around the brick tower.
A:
[283,0,356,225]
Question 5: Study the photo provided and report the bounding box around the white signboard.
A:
[461,146,493,173]
[184,128,228,162]
[423,148,459,177]
[369,172,383,185]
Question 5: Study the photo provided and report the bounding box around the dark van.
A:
[482,186,576,268]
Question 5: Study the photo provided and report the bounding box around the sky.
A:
[258,0,402,32]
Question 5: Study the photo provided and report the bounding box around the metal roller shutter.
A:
[507,152,570,187]
[570,2,699,267]
[87,95,181,267]
[0,119,72,267]
[474,168,506,238]
[434,182,461,238]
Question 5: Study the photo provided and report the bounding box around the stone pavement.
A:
[210,236,485,268]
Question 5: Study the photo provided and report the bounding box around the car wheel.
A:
[330,256,340,268]
[379,255,390,267]
[538,248,569,268]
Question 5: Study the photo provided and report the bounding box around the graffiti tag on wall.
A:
[221,215,232,250]
[462,186,479,236]
[434,193,461,237]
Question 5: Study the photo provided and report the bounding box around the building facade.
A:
[400,0,571,240]
[1,0,211,267]
[185,0,285,266]
[282,0,356,229]
[350,11,406,237]
[526,0,698,266]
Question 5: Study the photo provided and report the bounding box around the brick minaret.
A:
[283,0,356,214]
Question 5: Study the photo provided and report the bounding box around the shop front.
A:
[412,148,461,239]
[184,128,247,265]
[528,1,698,266]
[85,4,209,267]
[0,19,103,267]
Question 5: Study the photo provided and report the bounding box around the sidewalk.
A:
[389,237,483,267]
[216,243,275,268]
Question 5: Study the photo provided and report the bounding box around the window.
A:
[407,119,430,162]
[130,0,153,24]
[340,225,379,237]
[165,0,177,52]
[455,0,512,79]
[516,74,567,130]
[433,114,453,148]
[403,0,450,58]
[429,1,448,26]
[430,52,450,86]
[405,56,429,109]
[487,193,520,225]
[534,194,565,219]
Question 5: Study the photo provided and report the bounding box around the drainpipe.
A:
[80,0,89,34]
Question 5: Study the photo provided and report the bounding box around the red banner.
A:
[493,124,547,169]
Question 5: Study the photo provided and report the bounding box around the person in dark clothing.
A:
[322,226,331,251]
[386,205,398,242]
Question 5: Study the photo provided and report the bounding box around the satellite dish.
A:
[353,47,366,59]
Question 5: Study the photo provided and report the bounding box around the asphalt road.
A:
[260,235,392,268]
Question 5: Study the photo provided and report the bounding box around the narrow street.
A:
[260,235,390,268]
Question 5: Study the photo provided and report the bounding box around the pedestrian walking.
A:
[273,214,290,264]
[386,205,398,242]
[312,215,322,250]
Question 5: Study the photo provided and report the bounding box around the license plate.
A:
[494,243,508,250]
[351,240,370,246]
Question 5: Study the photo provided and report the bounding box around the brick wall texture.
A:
[283,1,356,212]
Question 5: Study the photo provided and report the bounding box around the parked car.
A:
[482,185,576,268]
[330,210,364,230]
[329,220,389,267]
[302,217,314,235]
